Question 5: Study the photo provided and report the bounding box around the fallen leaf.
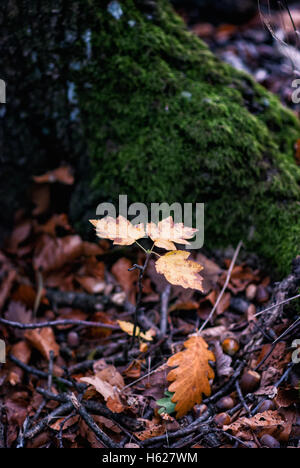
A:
[111,257,138,303]
[123,360,142,379]
[90,216,145,246]
[0,270,17,310]
[12,284,38,309]
[94,416,121,434]
[147,216,197,250]
[134,422,166,441]
[30,184,51,216]
[155,251,204,292]
[6,220,32,252]
[76,276,106,294]
[213,341,233,378]
[224,410,291,441]
[25,327,60,360]
[33,234,83,272]
[167,335,215,418]
[9,341,32,385]
[5,301,32,338]
[117,320,154,341]
[33,166,74,185]
[50,415,79,431]
[80,365,125,413]
[34,214,71,237]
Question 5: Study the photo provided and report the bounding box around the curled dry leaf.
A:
[90,216,145,246]
[80,365,125,413]
[223,410,292,442]
[155,251,203,292]
[167,335,215,418]
[117,320,154,341]
[213,341,233,378]
[24,327,60,360]
[134,420,166,441]
[147,216,198,250]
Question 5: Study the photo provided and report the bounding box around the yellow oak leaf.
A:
[147,216,198,250]
[167,336,215,418]
[155,250,204,291]
[117,320,154,341]
[89,216,145,246]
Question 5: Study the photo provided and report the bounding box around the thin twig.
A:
[254,293,300,317]
[198,241,243,333]
[235,380,251,416]
[129,250,152,346]
[9,354,84,390]
[0,317,118,330]
[160,284,171,336]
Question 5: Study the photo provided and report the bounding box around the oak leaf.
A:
[167,336,215,418]
[90,216,145,246]
[117,320,154,341]
[155,250,204,291]
[147,216,197,250]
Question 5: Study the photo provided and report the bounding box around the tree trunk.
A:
[1,0,300,274]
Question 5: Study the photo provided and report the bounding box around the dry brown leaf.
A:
[167,335,215,418]
[213,341,233,378]
[80,365,125,413]
[117,320,154,341]
[155,251,203,292]
[123,360,142,379]
[50,415,79,431]
[33,234,83,272]
[25,327,59,360]
[31,184,51,215]
[134,422,166,441]
[9,341,32,385]
[147,216,197,250]
[111,257,138,303]
[90,216,145,246]
[33,166,74,185]
[76,276,106,294]
[223,410,290,441]
[81,375,116,401]
[34,214,71,237]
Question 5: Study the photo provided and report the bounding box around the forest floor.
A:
[0,5,299,449]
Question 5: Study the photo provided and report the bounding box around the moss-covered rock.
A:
[71,0,300,275]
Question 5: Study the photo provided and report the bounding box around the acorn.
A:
[213,412,231,427]
[246,284,257,301]
[255,285,269,304]
[216,396,235,412]
[244,441,258,449]
[67,331,79,348]
[256,399,275,413]
[260,434,280,448]
[222,338,240,356]
[240,369,261,393]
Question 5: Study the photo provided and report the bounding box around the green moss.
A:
[73,0,300,275]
